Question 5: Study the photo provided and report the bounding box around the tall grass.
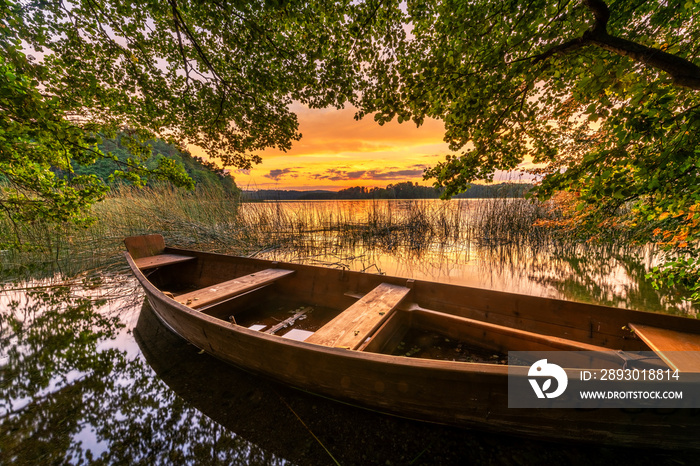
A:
[96,184,242,249]
[0,185,242,279]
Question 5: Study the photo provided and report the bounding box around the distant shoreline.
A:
[242,182,531,201]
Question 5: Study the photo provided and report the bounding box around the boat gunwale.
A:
[125,244,700,375]
[125,251,512,376]
[160,245,700,334]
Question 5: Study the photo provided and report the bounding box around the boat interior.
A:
[126,235,700,372]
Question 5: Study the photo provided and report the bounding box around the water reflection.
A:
[526,247,696,316]
[0,280,286,465]
[1,277,698,464]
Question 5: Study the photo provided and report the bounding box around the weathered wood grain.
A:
[629,323,700,373]
[134,253,196,270]
[306,283,410,349]
[175,268,295,309]
[124,234,165,259]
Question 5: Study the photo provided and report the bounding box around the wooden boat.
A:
[134,303,695,465]
[125,234,700,449]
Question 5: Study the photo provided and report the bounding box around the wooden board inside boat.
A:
[175,268,295,309]
[629,323,700,373]
[306,283,411,349]
[134,253,196,270]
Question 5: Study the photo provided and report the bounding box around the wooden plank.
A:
[175,268,295,309]
[629,323,700,373]
[410,306,614,353]
[358,311,408,353]
[124,234,165,259]
[306,283,410,350]
[134,253,196,270]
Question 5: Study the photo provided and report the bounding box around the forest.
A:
[66,135,239,196]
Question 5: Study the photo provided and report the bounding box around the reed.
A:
[202,197,576,265]
[0,185,586,281]
[468,197,559,249]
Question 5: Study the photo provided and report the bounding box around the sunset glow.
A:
[231,104,453,191]
[191,103,537,191]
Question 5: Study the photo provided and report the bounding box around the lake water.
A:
[1,199,698,464]
[239,200,698,316]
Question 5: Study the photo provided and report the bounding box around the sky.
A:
[191,103,536,192]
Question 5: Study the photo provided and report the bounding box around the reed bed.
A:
[0,184,243,279]
[0,184,580,281]
[3,183,693,319]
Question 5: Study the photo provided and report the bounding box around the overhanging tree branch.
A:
[585,31,700,89]
[528,0,700,90]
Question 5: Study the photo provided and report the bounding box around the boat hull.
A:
[126,246,700,449]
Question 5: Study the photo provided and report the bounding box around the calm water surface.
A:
[1,199,698,464]
[242,200,697,316]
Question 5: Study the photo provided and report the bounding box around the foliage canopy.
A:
[351,0,700,298]
[1,0,372,230]
[3,0,700,296]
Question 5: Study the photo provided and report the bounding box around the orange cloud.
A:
[228,104,454,190]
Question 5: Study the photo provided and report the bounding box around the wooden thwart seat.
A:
[134,254,196,270]
[125,234,196,270]
[176,268,295,310]
[629,323,700,373]
[306,283,410,350]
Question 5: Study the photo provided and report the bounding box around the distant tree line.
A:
[244,181,530,201]
[336,181,438,199]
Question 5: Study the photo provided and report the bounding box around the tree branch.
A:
[581,0,700,89]
[582,0,609,33]
[529,36,590,64]
[585,30,700,89]
[526,0,700,90]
